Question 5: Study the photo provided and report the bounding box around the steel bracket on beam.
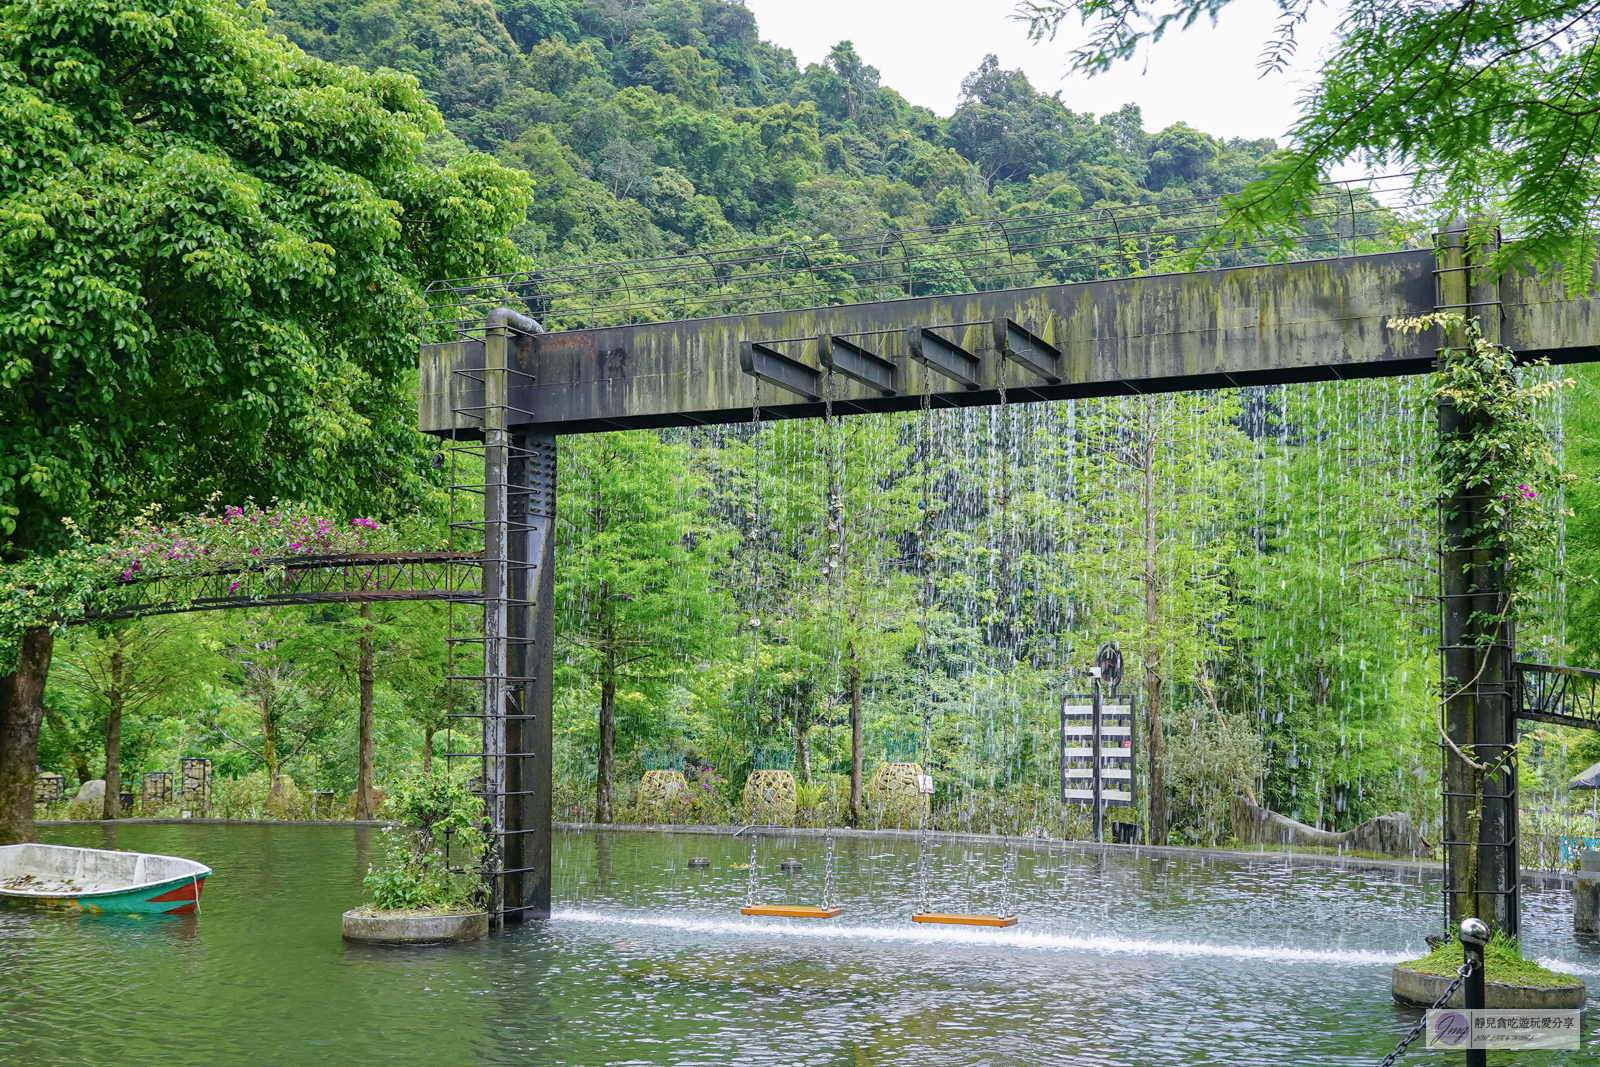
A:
[820,334,897,395]
[740,341,822,400]
[993,318,1061,383]
[906,325,980,390]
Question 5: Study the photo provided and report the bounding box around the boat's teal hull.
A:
[0,844,212,915]
[59,872,209,914]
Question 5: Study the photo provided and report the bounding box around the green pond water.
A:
[2,823,1596,1065]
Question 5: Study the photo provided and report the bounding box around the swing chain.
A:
[822,831,836,909]
[917,820,932,914]
[746,834,760,907]
[998,842,1016,918]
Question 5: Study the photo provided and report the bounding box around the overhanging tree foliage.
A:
[0,0,531,844]
[1021,0,1600,289]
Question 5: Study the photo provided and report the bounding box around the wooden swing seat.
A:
[740,904,842,918]
[912,912,1018,927]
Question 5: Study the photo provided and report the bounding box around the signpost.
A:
[1062,644,1135,841]
[1060,695,1135,837]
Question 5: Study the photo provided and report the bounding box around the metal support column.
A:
[504,431,555,921]
[1437,219,1519,936]
[441,308,547,929]
[481,320,511,925]
[1091,678,1104,843]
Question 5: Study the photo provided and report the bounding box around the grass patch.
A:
[351,904,481,919]
[1397,933,1578,988]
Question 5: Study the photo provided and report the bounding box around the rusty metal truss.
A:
[78,552,484,622]
[1515,662,1600,731]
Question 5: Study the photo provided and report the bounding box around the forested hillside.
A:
[35,0,1587,857]
[265,0,1278,263]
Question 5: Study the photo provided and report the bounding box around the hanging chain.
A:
[917,813,933,914]
[746,834,760,907]
[824,377,838,597]
[919,388,934,747]
[997,842,1016,917]
[822,830,836,909]
[748,399,763,749]
[1377,959,1474,1067]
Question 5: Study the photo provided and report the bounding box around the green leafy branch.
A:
[1391,312,1572,772]
[1393,312,1573,617]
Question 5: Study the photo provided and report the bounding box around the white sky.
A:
[743,0,1347,145]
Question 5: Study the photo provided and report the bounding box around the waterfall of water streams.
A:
[552,375,1574,854]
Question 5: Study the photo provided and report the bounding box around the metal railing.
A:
[422,176,1420,342]
[1516,661,1600,730]
[78,552,482,622]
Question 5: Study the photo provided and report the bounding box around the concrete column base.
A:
[342,909,488,945]
[1576,878,1600,935]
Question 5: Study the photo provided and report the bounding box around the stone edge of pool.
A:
[36,818,391,828]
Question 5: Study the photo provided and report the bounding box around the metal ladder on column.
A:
[440,314,543,927]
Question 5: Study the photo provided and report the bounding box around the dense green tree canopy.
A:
[263,0,1282,262]
[0,0,531,561]
[0,0,529,844]
[1022,0,1600,287]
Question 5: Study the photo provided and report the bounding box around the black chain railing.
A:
[1379,958,1475,1066]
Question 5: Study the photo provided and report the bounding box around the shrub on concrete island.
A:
[363,772,488,912]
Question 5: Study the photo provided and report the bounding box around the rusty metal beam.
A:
[820,334,896,395]
[994,317,1062,384]
[739,340,821,401]
[907,324,982,389]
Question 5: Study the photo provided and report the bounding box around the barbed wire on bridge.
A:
[422,175,1422,342]
[77,551,485,623]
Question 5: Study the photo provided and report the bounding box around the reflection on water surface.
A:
[1,823,1594,1065]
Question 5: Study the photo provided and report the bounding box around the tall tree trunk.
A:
[355,602,375,820]
[596,668,616,823]
[42,707,91,789]
[422,729,434,775]
[260,692,277,784]
[596,602,616,824]
[101,642,125,820]
[1142,404,1167,846]
[848,658,863,827]
[794,710,811,784]
[0,628,54,845]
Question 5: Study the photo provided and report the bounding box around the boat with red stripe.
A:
[0,844,210,914]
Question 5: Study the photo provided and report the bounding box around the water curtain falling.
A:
[551,376,1570,844]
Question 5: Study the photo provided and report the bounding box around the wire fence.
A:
[421,175,1423,342]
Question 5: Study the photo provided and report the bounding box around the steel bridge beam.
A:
[1516,662,1600,731]
[419,248,1600,437]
